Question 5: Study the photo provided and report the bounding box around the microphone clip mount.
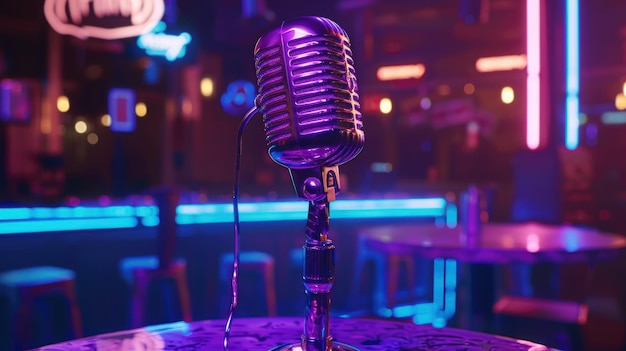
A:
[290,166,341,203]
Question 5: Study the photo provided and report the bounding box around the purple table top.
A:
[32,317,558,351]
[359,222,626,263]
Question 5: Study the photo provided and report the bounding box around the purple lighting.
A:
[108,88,136,132]
[0,79,31,123]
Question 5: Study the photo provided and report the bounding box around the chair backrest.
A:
[510,148,562,223]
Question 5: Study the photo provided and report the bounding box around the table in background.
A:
[357,222,626,307]
[358,222,626,264]
[32,316,559,350]
[357,222,626,348]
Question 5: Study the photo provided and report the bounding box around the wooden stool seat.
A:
[493,295,588,325]
[119,256,192,328]
[219,251,277,316]
[493,295,588,351]
[0,266,82,350]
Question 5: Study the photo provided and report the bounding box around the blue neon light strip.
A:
[443,258,457,319]
[0,198,446,234]
[433,258,444,310]
[0,205,154,221]
[409,257,457,327]
[445,203,458,228]
[0,208,32,220]
[565,0,580,150]
[176,198,446,224]
[0,218,139,234]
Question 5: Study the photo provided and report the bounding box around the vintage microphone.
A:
[254,16,364,351]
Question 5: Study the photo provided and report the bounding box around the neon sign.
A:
[376,64,425,81]
[44,0,164,40]
[0,79,31,123]
[220,80,256,116]
[136,22,191,61]
[565,0,580,150]
[108,88,136,132]
[526,0,542,150]
[475,55,527,72]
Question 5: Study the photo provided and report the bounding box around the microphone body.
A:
[254,16,364,173]
[253,17,363,351]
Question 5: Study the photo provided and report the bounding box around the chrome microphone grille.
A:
[254,16,364,169]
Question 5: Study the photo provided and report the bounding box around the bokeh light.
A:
[135,102,147,117]
[74,120,87,134]
[101,114,111,127]
[379,98,392,114]
[57,96,70,112]
[501,86,515,104]
[87,133,99,144]
[616,93,626,110]
[201,77,214,97]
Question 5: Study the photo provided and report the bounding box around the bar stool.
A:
[119,256,192,328]
[119,186,192,328]
[0,266,82,350]
[219,251,277,316]
[351,235,417,315]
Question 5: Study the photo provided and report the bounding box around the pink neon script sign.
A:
[44,0,165,40]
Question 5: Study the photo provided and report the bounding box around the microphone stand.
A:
[272,167,357,351]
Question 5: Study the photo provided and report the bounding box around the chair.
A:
[492,149,587,350]
[118,186,192,328]
[0,266,82,350]
[510,149,562,224]
[492,294,588,351]
[492,259,594,351]
[350,200,454,318]
[351,235,417,316]
[118,256,192,328]
[493,295,588,325]
[219,251,277,317]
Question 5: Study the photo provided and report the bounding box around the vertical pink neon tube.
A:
[526,0,541,150]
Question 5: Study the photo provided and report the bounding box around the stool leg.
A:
[174,266,193,322]
[373,254,387,313]
[15,293,32,351]
[63,280,83,338]
[131,270,148,328]
[265,262,277,316]
[386,255,400,311]
[161,282,175,321]
[403,256,416,303]
[350,249,366,311]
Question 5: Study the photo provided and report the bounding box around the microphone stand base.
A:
[269,341,359,351]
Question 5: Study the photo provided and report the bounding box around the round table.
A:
[32,317,559,350]
[358,222,626,263]
[355,221,626,339]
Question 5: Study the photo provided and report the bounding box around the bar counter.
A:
[0,196,450,348]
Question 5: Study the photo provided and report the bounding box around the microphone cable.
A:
[224,105,259,351]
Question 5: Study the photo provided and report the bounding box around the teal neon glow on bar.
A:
[0,205,152,221]
[0,218,139,234]
[0,208,32,220]
[0,198,447,233]
[446,203,458,228]
[565,0,580,150]
[141,216,161,227]
[176,198,446,224]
